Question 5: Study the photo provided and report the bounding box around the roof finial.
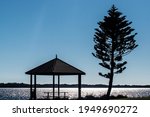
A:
[56,54,57,59]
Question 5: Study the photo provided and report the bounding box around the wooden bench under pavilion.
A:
[43,91,68,99]
[25,56,85,100]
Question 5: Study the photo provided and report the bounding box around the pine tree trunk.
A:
[106,75,113,99]
[106,43,114,99]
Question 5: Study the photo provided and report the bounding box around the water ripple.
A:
[0,88,150,100]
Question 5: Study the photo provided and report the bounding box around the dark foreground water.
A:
[0,88,150,100]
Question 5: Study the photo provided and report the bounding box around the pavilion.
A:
[25,56,85,100]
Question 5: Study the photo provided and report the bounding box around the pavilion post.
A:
[58,75,60,98]
[53,75,55,99]
[30,75,33,100]
[78,75,81,99]
[34,75,37,100]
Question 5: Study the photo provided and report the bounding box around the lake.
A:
[0,88,150,100]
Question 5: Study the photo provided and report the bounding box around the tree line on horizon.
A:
[1,83,150,88]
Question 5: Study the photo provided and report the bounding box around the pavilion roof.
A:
[25,57,85,75]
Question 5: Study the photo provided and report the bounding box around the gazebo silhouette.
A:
[25,56,85,100]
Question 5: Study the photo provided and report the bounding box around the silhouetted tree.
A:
[92,5,138,99]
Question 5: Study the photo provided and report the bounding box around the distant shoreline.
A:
[0,83,150,88]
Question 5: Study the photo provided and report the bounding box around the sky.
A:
[0,0,150,85]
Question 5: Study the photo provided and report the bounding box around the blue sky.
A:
[0,0,150,85]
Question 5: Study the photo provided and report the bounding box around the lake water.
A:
[0,88,150,100]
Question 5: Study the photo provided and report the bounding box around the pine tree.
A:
[92,5,138,99]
